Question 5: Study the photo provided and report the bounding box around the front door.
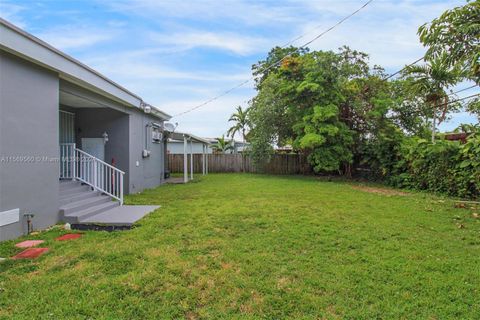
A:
[81,138,105,161]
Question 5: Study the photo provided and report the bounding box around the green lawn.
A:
[1,174,479,319]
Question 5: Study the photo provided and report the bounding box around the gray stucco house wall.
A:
[0,19,171,241]
[0,51,60,239]
[128,113,166,193]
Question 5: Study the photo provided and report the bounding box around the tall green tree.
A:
[249,45,446,176]
[402,55,461,142]
[418,0,480,118]
[249,48,359,173]
[227,106,250,172]
[252,46,309,89]
[418,0,480,83]
[227,106,250,145]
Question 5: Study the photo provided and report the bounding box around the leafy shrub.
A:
[388,130,480,199]
[358,126,405,181]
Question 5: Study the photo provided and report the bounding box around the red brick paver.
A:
[12,248,49,259]
[15,240,45,248]
[56,233,82,241]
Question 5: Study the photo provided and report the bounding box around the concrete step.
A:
[59,179,121,225]
[60,185,92,197]
[59,190,100,206]
[60,195,111,216]
[65,201,120,224]
[59,180,82,190]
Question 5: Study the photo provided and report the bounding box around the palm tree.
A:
[227,106,250,147]
[211,135,234,154]
[227,106,250,171]
[403,54,460,142]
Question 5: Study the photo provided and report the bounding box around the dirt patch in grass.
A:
[351,185,409,196]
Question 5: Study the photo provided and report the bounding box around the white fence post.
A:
[183,135,188,183]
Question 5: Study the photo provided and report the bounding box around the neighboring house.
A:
[444,132,469,143]
[168,137,250,154]
[275,145,294,154]
[168,139,213,154]
[0,19,171,241]
[166,132,211,183]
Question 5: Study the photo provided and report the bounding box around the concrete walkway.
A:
[165,177,186,184]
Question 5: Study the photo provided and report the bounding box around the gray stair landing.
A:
[75,205,160,231]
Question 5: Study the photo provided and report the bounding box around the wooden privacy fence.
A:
[168,154,312,175]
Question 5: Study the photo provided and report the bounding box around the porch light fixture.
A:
[102,131,109,144]
[141,101,152,114]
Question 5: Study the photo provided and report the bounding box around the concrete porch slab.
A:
[79,205,160,227]
[166,177,186,184]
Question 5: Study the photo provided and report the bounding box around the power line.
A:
[251,0,375,81]
[383,61,477,98]
[439,92,480,107]
[449,84,477,95]
[172,0,374,118]
[383,56,424,80]
[277,5,375,49]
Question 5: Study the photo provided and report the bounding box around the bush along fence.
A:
[383,133,480,200]
[168,154,312,175]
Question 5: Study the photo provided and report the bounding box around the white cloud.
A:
[105,0,300,26]
[37,27,116,50]
[80,0,475,135]
[292,0,466,71]
[78,49,254,118]
[150,31,269,55]
[85,52,252,82]
[8,0,473,137]
[0,1,27,28]
[162,94,252,137]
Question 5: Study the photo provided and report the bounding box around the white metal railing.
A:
[60,143,124,204]
[60,143,76,179]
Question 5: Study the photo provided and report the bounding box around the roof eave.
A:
[0,18,170,121]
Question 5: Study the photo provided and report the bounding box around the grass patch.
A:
[0,174,479,319]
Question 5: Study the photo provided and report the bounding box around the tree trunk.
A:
[344,163,352,178]
[432,101,437,144]
[241,130,246,173]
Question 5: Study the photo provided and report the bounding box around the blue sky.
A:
[1,0,477,137]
